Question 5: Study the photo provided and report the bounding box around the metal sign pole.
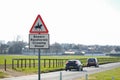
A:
[38,49,41,80]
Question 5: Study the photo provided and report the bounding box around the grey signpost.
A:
[38,49,41,80]
[29,14,49,80]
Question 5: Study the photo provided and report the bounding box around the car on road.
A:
[65,60,83,71]
[87,58,99,67]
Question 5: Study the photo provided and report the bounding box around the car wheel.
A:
[95,65,99,67]
[87,65,90,67]
[81,67,83,71]
[77,67,80,71]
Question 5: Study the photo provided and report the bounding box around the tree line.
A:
[0,40,120,54]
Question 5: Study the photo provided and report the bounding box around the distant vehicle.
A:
[87,58,99,67]
[65,60,83,71]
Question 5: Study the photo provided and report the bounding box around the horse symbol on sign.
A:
[35,23,42,31]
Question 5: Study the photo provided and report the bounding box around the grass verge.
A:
[0,72,8,78]
[76,67,120,80]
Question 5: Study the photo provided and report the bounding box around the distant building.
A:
[84,51,105,56]
[106,49,120,56]
[64,51,75,55]
[0,40,5,45]
[110,49,116,53]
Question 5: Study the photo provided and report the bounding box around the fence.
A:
[3,57,120,70]
[12,58,68,69]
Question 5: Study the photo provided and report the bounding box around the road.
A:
[1,62,120,80]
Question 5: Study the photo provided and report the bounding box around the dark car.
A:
[65,60,83,71]
[87,58,99,67]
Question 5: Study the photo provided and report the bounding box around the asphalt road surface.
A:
[1,62,120,80]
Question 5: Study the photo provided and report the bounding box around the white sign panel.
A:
[29,34,49,48]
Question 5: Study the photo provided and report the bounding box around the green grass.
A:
[0,55,120,68]
[14,66,64,74]
[76,67,120,80]
[0,55,120,74]
[0,55,113,65]
[89,67,120,80]
[0,55,37,64]
[0,55,120,78]
[0,72,8,78]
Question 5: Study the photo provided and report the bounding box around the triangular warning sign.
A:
[29,15,48,34]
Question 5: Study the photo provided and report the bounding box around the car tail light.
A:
[75,62,78,64]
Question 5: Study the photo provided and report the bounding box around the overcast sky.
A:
[0,0,120,45]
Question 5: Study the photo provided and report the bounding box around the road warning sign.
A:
[29,14,49,49]
[29,15,48,34]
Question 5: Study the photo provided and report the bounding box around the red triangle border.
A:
[29,14,48,34]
